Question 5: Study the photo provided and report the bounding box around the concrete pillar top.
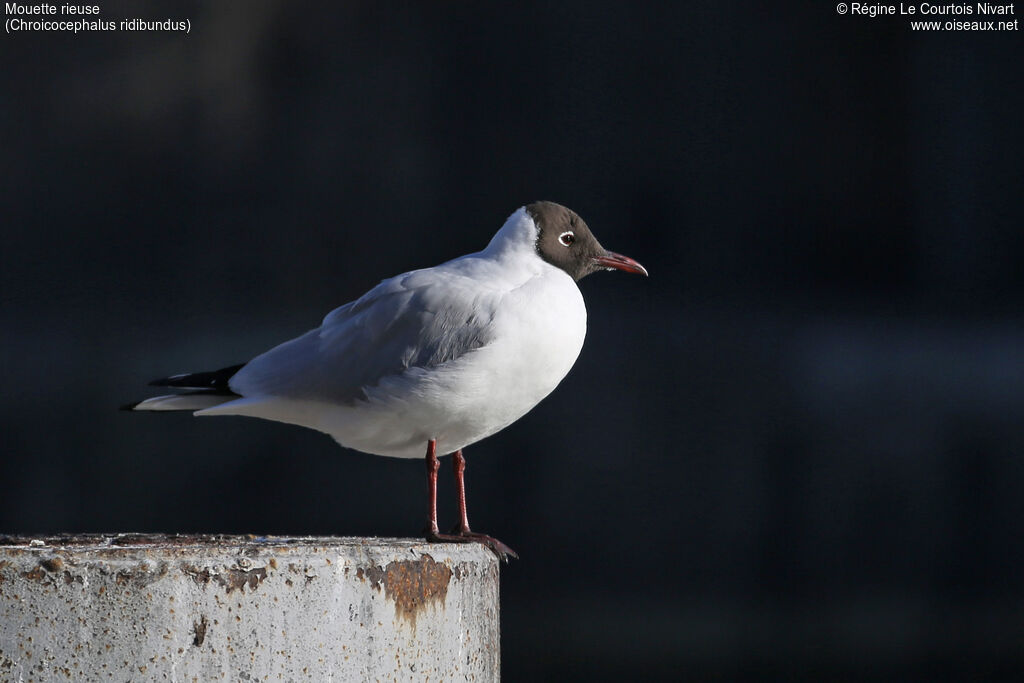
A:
[0,534,500,681]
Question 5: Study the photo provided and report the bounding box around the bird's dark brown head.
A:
[526,201,648,281]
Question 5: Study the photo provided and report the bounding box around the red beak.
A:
[592,250,648,277]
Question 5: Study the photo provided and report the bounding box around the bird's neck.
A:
[481,207,539,261]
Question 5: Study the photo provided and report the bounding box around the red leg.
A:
[421,443,518,562]
[453,449,471,533]
[451,449,518,560]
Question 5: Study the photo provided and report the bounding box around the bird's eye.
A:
[558,231,575,247]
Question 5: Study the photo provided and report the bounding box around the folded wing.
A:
[228,267,503,405]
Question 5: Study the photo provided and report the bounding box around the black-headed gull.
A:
[125,202,647,560]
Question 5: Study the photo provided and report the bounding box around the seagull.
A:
[124,202,647,560]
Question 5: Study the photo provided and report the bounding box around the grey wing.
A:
[229,269,501,404]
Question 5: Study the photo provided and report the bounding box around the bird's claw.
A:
[424,529,518,563]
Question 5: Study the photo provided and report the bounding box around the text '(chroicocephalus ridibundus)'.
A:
[124,202,647,560]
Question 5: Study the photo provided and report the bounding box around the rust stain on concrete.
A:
[182,563,267,594]
[19,556,74,585]
[112,561,169,588]
[360,555,452,627]
[40,557,64,573]
[192,615,209,647]
[21,566,47,583]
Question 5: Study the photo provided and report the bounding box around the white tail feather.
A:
[129,394,236,411]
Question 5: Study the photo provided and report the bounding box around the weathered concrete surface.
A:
[0,535,500,681]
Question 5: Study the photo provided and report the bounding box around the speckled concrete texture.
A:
[0,535,500,681]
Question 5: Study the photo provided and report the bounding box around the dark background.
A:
[3,2,1023,680]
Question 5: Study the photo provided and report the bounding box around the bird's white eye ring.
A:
[558,231,575,247]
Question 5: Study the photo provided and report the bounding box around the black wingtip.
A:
[149,363,245,388]
[119,401,140,412]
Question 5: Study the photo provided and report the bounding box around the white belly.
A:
[328,274,588,457]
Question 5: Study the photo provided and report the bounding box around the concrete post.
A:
[0,535,500,681]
